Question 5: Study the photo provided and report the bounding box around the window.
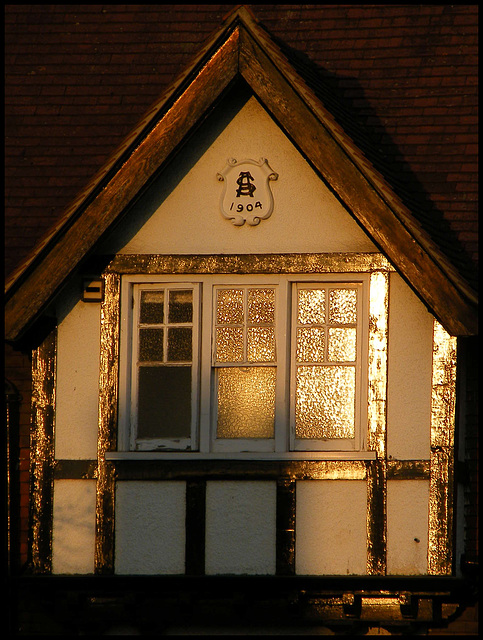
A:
[119,275,368,455]
[212,286,277,452]
[127,283,200,451]
[291,284,362,451]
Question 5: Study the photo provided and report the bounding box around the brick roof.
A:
[5,4,478,291]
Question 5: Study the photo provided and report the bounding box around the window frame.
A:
[209,281,285,454]
[290,281,367,452]
[120,280,201,452]
[118,273,369,456]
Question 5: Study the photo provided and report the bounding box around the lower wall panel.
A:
[51,477,431,577]
[386,480,429,575]
[115,481,186,575]
[205,481,277,575]
[52,479,97,574]
[295,480,367,575]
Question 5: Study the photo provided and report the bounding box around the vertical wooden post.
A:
[95,272,120,574]
[428,321,457,575]
[276,478,296,575]
[366,271,389,575]
[30,329,56,573]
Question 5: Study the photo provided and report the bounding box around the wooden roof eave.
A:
[241,20,478,311]
[4,7,477,341]
[4,11,243,299]
[4,26,241,343]
[237,27,477,336]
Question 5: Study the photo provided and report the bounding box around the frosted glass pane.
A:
[217,367,275,438]
[137,366,191,438]
[217,289,244,324]
[168,289,193,324]
[296,327,325,363]
[247,288,275,324]
[295,365,355,439]
[140,290,164,324]
[247,327,276,362]
[328,327,357,362]
[139,328,163,362]
[167,327,192,362]
[215,327,244,362]
[298,289,325,325]
[329,288,357,324]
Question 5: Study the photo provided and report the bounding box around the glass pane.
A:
[247,327,276,362]
[248,288,275,324]
[329,288,357,324]
[217,289,244,324]
[139,328,163,362]
[296,327,325,363]
[298,289,325,325]
[215,326,244,363]
[328,327,357,362]
[295,365,355,439]
[168,289,193,324]
[137,366,191,439]
[140,290,164,324]
[167,327,192,362]
[217,367,275,438]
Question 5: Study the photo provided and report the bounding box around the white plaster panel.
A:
[205,481,276,575]
[52,479,96,574]
[387,480,429,575]
[55,287,100,459]
[387,273,433,460]
[104,96,376,256]
[295,480,367,575]
[115,481,186,575]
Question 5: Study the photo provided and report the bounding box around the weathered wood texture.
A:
[238,28,477,336]
[5,29,240,343]
[5,13,477,340]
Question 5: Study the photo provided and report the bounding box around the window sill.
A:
[106,451,377,461]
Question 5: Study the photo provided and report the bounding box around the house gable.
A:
[4,6,477,341]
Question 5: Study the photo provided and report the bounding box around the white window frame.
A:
[118,274,369,456]
[290,281,367,452]
[209,281,284,454]
[119,278,201,452]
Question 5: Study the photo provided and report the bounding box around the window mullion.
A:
[130,285,141,451]
[275,279,289,453]
[199,282,214,453]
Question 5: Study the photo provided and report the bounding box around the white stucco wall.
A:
[52,479,96,574]
[386,480,429,574]
[205,481,276,575]
[103,96,377,257]
[295,480,367,575]
[387,273,433,460]
[115,481,186,575]
[55,285,100,459]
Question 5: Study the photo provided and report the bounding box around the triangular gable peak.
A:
[4,5,477,340]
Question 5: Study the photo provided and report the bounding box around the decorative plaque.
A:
[217,158,278,226]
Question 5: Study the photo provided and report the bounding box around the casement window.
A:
[119,275,368,455]
[126,283,200,451]
[291,283,363,452]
